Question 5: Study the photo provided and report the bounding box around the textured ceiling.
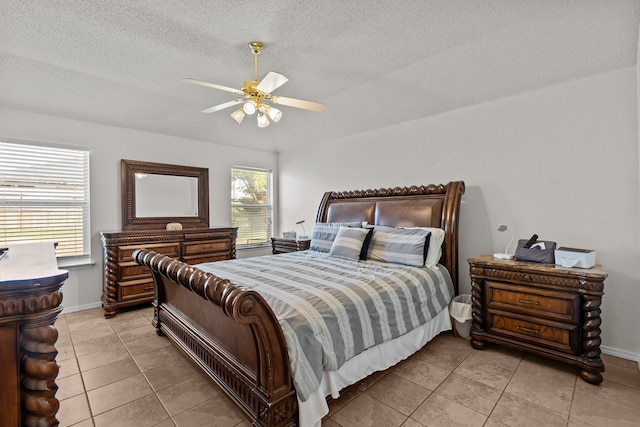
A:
[1,1,639,152]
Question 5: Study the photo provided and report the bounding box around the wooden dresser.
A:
[271,237,311,254]
[0,243,66,427]
[468,255,607,384]
[101,227,237,318]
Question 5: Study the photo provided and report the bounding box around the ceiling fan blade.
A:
[182,78,243,95]
[271,95,325,112]
[200,99,243,113]
[256,72,289,94]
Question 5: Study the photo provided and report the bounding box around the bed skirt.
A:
[299,307,453,427]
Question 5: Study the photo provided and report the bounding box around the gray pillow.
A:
[309,222,361,253]
[329,226,371,260]
[367,226,431,267]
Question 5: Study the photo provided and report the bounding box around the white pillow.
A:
[413,227,445,267]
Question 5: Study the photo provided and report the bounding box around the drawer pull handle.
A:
[201,245,213,250]
[522,274,532,281]
[517,326,539,334]
[516,298,539,305]
[144,286,154,291]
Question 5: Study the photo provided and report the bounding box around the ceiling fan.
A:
[183,42,325,128]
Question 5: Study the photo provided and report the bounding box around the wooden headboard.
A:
[315,181,465,294]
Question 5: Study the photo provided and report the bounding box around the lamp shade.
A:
[243,100,257,115]
[230,108,245,124]
[257,112,270,128]
[267,106,282,123]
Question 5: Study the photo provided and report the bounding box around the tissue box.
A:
[554,247,596,268]
[282,231,297,239]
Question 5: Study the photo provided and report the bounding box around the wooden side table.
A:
[468,254,607,384]
[271,238,311,254]
[0,243,67,426]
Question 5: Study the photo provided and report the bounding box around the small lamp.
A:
[493,223,515,260]
[296,220,307,239]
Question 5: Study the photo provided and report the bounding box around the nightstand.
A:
[271,237,311,254]
[468,255,607,384]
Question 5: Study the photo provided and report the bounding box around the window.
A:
[231,167,272,248]
[0,139,91,264]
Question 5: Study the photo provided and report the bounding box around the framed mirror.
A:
[121,159,209,230]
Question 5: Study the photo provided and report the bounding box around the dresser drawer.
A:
[488,311,580,354]
[117,242,180,262]
[182,240,230,256]
[182,253,230,265]
[117,262,152,281]
[486,281,579,323]
[118,278,155,301]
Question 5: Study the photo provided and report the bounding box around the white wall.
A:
[0,108,277,311]
[278,67,640,360]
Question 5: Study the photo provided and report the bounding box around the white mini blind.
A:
[0,140,91,261]
[231,167,272,248]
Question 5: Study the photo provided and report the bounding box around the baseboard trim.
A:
[601,345,640,369]
[61,302,102,315]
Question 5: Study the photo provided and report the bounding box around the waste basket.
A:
[450,294,473,339]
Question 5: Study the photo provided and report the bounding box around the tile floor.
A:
[54,305,640,427]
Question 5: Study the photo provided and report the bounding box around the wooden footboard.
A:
[132,249,297,427]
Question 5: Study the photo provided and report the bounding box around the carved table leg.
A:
[580,294,604,384]
[21,324,60,427]
[101,283,118,318]
[102,306,117,319]
[470,275,486,350]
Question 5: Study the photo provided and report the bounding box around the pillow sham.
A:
[309,222,361,253]
[408,227,445,267]
[367,226,431,267]
[328,226,372,260]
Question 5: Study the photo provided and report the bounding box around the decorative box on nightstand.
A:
[468,255,607,384]
[271,237,311,254]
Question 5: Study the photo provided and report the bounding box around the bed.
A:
[132,180,465,427]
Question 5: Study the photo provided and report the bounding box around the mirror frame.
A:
[121,159,209,230]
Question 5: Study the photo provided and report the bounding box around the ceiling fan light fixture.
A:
[257,112,270,128]
[243,100,257,115]
[267,106,282,123]
[184,41,324,127]
[230,108,245,124]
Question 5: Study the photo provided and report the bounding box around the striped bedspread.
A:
[196,250,454,401]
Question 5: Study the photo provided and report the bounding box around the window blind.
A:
[231,167,272,248]
[0,140,91,261]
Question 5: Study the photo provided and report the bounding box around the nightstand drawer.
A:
[182,240,230,256]
[488,311,580,354]
[487,281,579,323]
[271,238,311,254]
